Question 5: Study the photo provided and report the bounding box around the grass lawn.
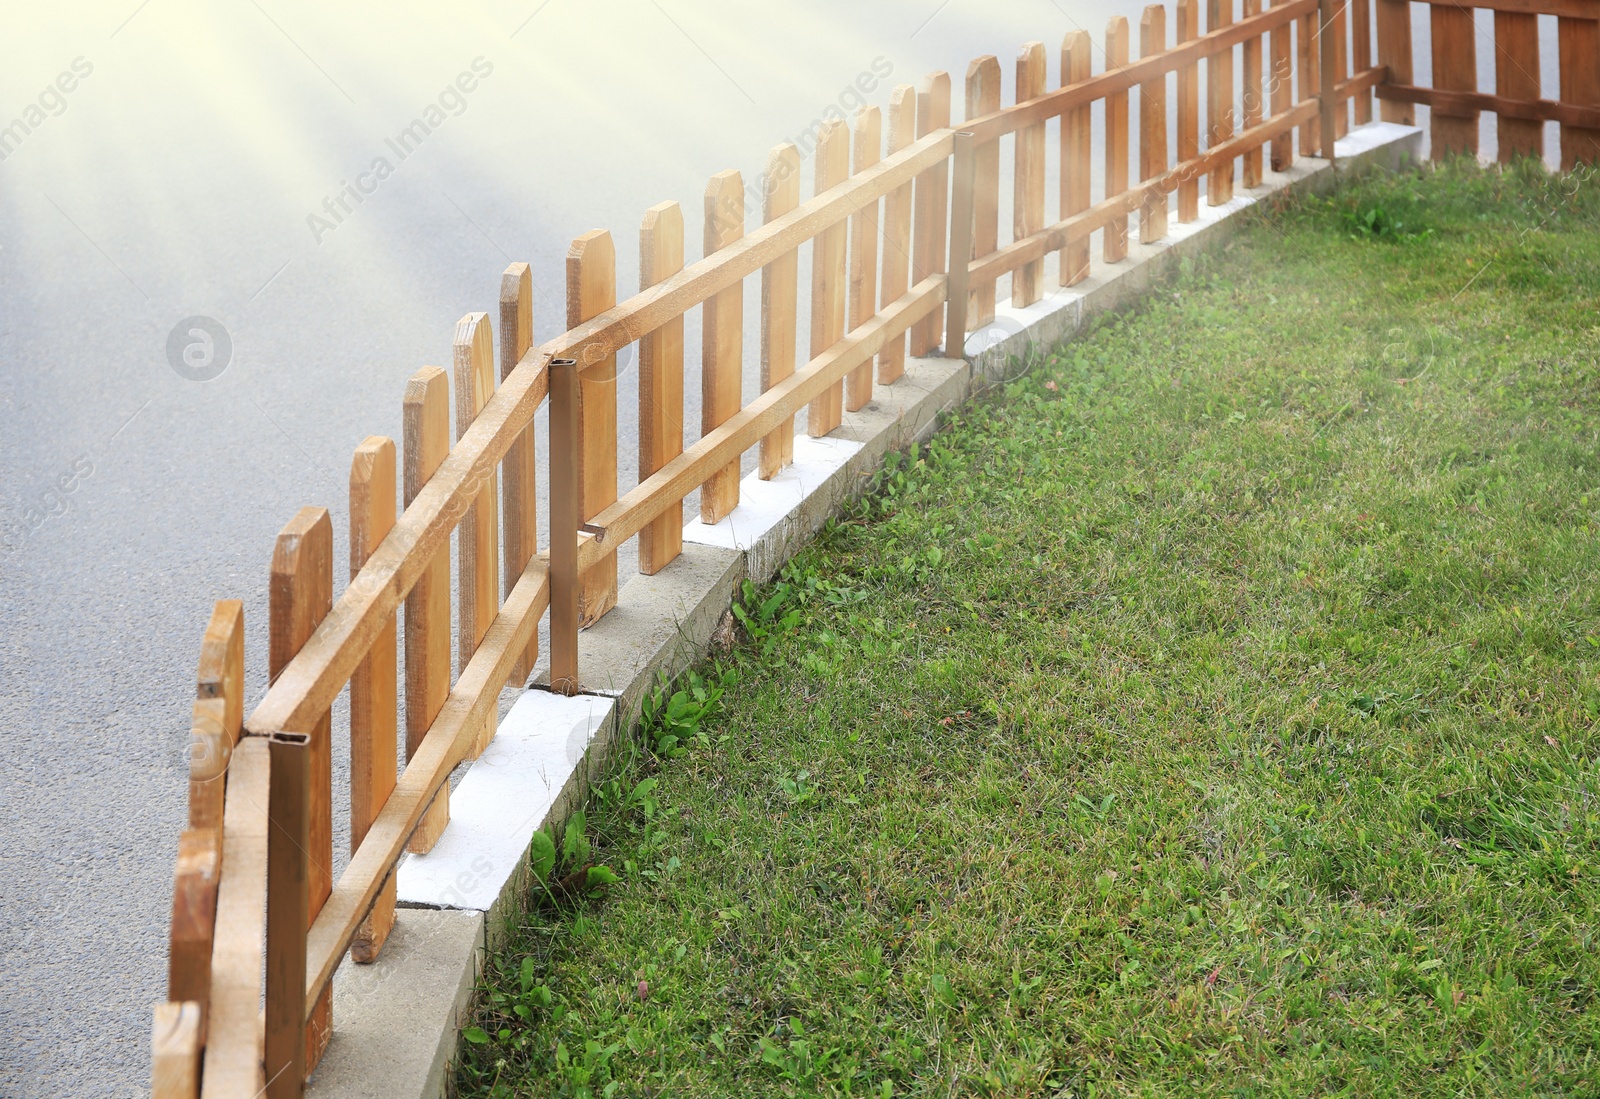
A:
[457,160,1600,1097]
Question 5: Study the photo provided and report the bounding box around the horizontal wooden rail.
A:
[576,274,947,573]
[966,0,1316,144]
[303,555,549,1015]
[1378,82,1600,131]
[1428,0,1597,17]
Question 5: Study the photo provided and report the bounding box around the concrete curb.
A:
[307,120,1422,1099]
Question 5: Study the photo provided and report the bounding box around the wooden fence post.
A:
[1321,0,1341,163]
[809,120,849,436]
[402,366,451,853]
[1558,16,1600,170]
[1494,10,1541,162]
[566,230,619,625]
[760,146,801,473]
[454,313,499,758]
[190,600,242,832]
[965,57,1001,327]
[198,734,268,1097]
[549,355,580,695]
[1429,3,1477,159]
[910,71,951,357]
[640,200,686,568]
[1106,17,1131,262]
[168,827,220,1039]
[1061,32,1093,280]
[1269,0,1295,171]
[878,87,916,384]
[1242,0,1264,188]
[1299,0,1322,157]
[847,105,883,412]
[1176,1,1201,222]
[264,730,310,1099]
[1350,0,1373,125]
[1332,0,1350,139]
[945,130,977,351]
[1141,6,1170,243]
[1013,42,1047,306]
[348,436,396,963]
[1208,0,1235,205]
[152,1001,202,1099]
[268,506,332,1071]
[499,263,538,681]
[702,171,744,521]
[1374,0,1413,125]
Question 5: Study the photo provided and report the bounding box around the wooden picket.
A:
[159,5,1600,1092]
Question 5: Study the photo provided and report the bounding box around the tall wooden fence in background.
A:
[148,1,1599,1095]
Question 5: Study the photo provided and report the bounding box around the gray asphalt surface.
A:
[0,1,1554,1093]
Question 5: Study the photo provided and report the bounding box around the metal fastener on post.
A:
[944,131,977,357]
[548,356,580,695]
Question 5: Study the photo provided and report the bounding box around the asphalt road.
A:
[0,1,1550,1093]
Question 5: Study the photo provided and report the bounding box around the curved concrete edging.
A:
[306,120,1423,1099]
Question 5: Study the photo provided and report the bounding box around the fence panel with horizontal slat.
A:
[348,436,396,964]
[640,200,686,568]
[1494,10,1542,162]
[809,120,850,436]
[454,312,500,759]
[1106,17,1131,262]
[965,57,1001,326]
[877,88,916,385]
[760,146,801,472]
[1014,42,1047,306]
[402,366,451,854]
[499,263,537,681]
[1375,0,1413,124]
[1431,4,1478,159]
[702,171,744,521]
[1141,6,1170,243]
[269,506,333,1071]
[567,230,620,624]
[910,72,951,356]
[1558,15,1600,170]
[847,106,883,412]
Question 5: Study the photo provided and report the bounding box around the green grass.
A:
[457,159,1600,1098]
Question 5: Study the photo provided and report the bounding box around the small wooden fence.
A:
[149,2,1598,1095]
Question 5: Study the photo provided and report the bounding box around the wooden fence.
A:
[149,2,1598,1095]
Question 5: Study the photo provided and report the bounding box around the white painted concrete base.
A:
[309,119,1424,1099]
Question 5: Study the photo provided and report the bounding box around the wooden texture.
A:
[265,733,310,1099]
[190,601,242,831]
[1241,0,1264,187]
[808,120,849,436]
[1559,16,1600,169]
[453,312,499,759]
[759,146,801,473]
[498,263,537,681]
[305,559,551,1013]
[1377,82,1600,130]
[567,230,619,624]
[944,131,977,347]
[1013,42,1047,306]
[1350,0,1372,125]
[152,1001,202,1099]
[244,131,957,745]
[910,72,951,356]
[847,105,882,412]
[1141,7,1171,243]
[639,200,686,569]
[200,735,268,1099]
[1299,0,1321,156]
[167,827,220,1034]
[1318,0,1340,161]
[1331,0,1350,139]
[268,506,332,1070]
[1177,0,1201,221]
[1431,3,1479,159]
[1269,0,1295,170]
[1494,10,1542,161]
[1375,0,1414,124]
[1106,17,1131,262]
[1061,32,1093,281]
[402,366,450,854]
[701,171,744,522]
[549,357,578,694]
[965,57,1001,327]
[348,435,396,964]
[1207,0,1236,205]
[878,87,917,384]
